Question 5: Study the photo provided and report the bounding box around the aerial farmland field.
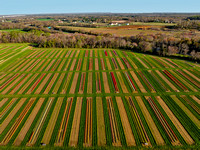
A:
[0,43,199,149]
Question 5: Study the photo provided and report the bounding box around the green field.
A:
[0,44,199,149]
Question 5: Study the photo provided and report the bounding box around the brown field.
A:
[69,72,79,94]
[102,72,110,93]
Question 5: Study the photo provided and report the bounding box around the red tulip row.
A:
[124,72,137,92]
[106,97,121,146]
[30,73,46,92]
[84,97,93,147]
[126,96,150,146]
[55,98,73,146]
[101,58,105,70]
[76,58,82,70]
[138,71,156,92]
[0,74,19,90]
[1,99,35,145]
[110,72,119,93]
[112,50,118,56]
[85,50,89,57]
[51,59,61,71]
[95,72,101,93]
[104,50,108,56]
[122,58,131,69]
[146,97,179,145]
[177,70,200,88]
[163,70,188,91]
[89,58,93,70]
[111,58,118,69]
[79,73,86,93]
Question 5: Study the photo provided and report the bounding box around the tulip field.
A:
[0,44,199,149]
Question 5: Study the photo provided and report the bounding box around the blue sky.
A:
[0,0,199,15]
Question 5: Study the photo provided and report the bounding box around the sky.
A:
[0,0,200,15]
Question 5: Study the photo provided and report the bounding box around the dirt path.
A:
[130,71,147,93]
[69,97,83,147]
[116,97,135,146]
[96,97,106,146]
[170,95,200,129]
[13,98,45,146]
[156,96,194,145]
[95,58,99,70]
[106,58,112,70]
[135,96,165,146]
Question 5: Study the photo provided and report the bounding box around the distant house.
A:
[109,22,118,26]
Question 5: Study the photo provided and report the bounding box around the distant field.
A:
[0,29,24,32]
[36,18,54,21]
[0,44,199,149]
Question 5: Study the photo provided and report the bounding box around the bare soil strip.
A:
[35,73,52,94]
[170,95,200,129]
[0,74,19,90]
[65,50,71,57]
[0,98,8,108]
[106,58,112,70]
[87,72,92,94]
[26,59,41,71]
[64,59,71,71]
[43,73,59,94]
[61,72,72,94]
[156,96,194,145]
[26,98,54,146]
[106,97,121,146]
[95,72,101,93]
[13,98,45,146]
[83,97,93,147]
[96,97,106,146]
[70,59,77,71]
[51,59,61,71]
[10,74,32,94]
[155,70,179,92]
[102,72,110,93]
[75,50,80,57]
[70,50,75,58]
[20,59,36,71]
[57,59,66,71]
[116,72,128,93]
[135,96,165,146]
[55,50,63,58]
[45,59,55,71]
[130,71,147,93]
[89,58,93,70]
[137,57,149,69]
[52,73,65,94]
[183,69,200,82]
[0,98,36,145]
[55,97,73,146]
[116,58,125,70]
[69,72,79,94]
[78,72,86,94]
[0,98,26,134]
[41,97,64,145]
[90,50,93,57]
[39,59,51,71]
[32,59,45,72]
[116,97,136,146]
[101,58,105,70]
[127,57,138,69]
[76,58,82,71]
[169,70,197,92]
[190,95,200,104]
[161,59,175,68]
[108,51,113,57]
[69,97,83,147]
[1,74,25,94]
[18,73,39,94]
[95,58,99,70]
